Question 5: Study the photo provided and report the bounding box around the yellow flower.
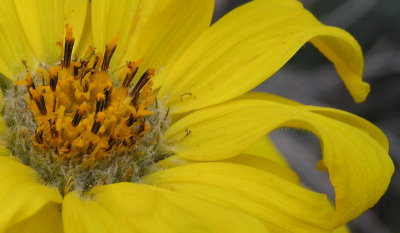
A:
[0,0,394,233]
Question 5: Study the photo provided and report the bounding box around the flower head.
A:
[0,0,393,233]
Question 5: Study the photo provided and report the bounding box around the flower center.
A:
[3,25,169,194]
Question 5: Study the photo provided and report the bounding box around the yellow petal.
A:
[90,0,141,63]
[0,156,62,232]
[158,0,367,113]
[65,0,89,57]
[6,203,63,233]
[164,98,393,226]
[0,90,3,109]
[90,0,213,75]
[0,91,6,135]
[0,145,11,157]
[333,225,350,233]
[238,91,301,106]
[150,153,298,184]
[14,0,88,64]
[129,0,214,87]
[239,92,387,149]
[73,1,93,58]
[143,162,334,233]
[302,105,388,149]
[63,183,268,233]
[0,0,36,80]
[243,135,289,166]
[223,154,299,183]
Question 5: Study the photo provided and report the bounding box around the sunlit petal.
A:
[90,0,213,75]
[158,0,366,113]
[63,183,268,233]
[144,162,334,233]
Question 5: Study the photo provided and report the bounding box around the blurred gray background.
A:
[214,1,400,232]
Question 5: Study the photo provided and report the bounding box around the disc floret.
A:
[4,25,163,193]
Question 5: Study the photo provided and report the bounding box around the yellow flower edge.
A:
[0,0,393,233]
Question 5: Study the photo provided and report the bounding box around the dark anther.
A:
[72,110,84,127]
[35,95,47,115]
[35,129,43,144]
[80,60,88,69]
[106,137,116,152]
[95,99,105,113]
[125,114,136,127]
[91,121,102,134]
[121,65,138,88]
[130,94,139,107]
[129,68,154,98]
[83,80,89,92]
[25,74,36,100]
[87,142,95,155]
[102,44,117,71]
[28,79,36,90]
[93,55,100,69]
[25,76,35,99]
[137,122,146,134]
[80,68,93,80]
[122,140,128,147]
[104,87,112,108]
[63,38,75,68]
[49,73,58,91]
[73,63,81,76]
[49,120,58,138]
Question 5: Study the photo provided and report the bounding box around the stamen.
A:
[29,88,47,115]
[92,54,101,70]
[125,114,136,127]
[87,142,95,155]
[95,93,105,113]
[49,120,58,138]
[72,102,88,127]
[49,72,58,92]
[91,112,105,134]
[16,26,156,169]
[73,63,81,76]
[129,68,155,98]
[102,37,118,71]
[36,67,48,85]
[121,62,138,88]
[63,25,75,68]
[82,80,89,92]
[24,72,35,88]
[106,137,116,152]
[103,87,112,109]
[35,129,43,144]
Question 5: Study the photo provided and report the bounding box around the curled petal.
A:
[159,0,367,113]
[165,97,393,226]
[242,135,289,166]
